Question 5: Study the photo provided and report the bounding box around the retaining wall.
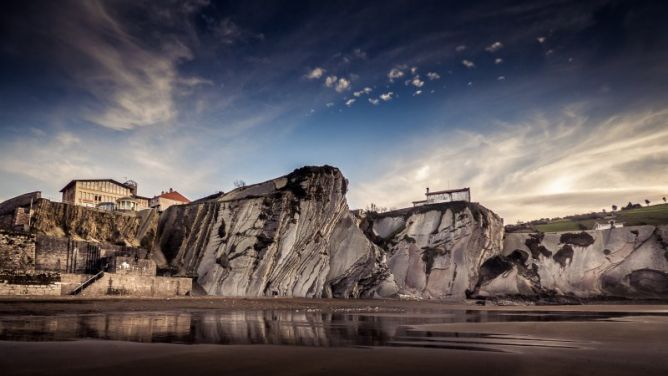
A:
[0,282,60,296]
[81,273,192,297]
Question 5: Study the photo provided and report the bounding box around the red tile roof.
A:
[160,191,190,203]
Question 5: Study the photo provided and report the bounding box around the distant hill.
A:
[506,203,668,233]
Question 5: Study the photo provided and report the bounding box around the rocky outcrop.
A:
[29,199,158,247]
[359,202,504,300]
[473,226,668,299]
[152,166,398,298]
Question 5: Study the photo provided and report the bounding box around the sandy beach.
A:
[0,298,667,376]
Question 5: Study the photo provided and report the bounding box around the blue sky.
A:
[1,0,667,222]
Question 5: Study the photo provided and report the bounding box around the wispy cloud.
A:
[426,72,440,80]
[368,98,380,105]
[485,41,503,52]
[44,1,210,131]
[494,58,503,64]
[345,98,356,107]
[349,108,668,222]
[353,87,372,97]
[462,59,475,68]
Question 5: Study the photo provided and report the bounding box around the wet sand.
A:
[0,298,667,376]
[1,296,667,315]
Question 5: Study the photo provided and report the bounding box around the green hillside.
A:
[534,203,668,232]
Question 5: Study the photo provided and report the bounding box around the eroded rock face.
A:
[473,226,668,299]
[29,199,158,247]
[152,166,397,298]
[359,202,504,300]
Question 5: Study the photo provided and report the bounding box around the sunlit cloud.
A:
[324,75,338,87]
[380,92,394,101]
[409,76,424,88]
[335,78,351,92]
[388,67,405,82]
[305,67,326,79]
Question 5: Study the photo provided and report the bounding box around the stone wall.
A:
[0,282,60,296]
[34,234,148,274]
[34,235,99,274]
[0,231,35,271]
[81,273,192,297]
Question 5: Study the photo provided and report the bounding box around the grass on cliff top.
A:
[535,203,668,232]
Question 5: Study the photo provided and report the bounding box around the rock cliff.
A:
[29,199,158,247]
[473,226,668,299]
[152,166,398,298]
[359,202,504,300]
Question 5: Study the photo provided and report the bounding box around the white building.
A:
[593,220,624,230]
[412,187,471,207]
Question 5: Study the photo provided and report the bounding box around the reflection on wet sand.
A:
[2,309,666,352]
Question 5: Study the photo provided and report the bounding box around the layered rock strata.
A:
[152,166,398,298]
[359,202,504,299]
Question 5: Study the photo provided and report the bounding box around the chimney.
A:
[169,188,173,192]
[426,187,430,195]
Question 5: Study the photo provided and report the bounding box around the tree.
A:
[611,204,618,212]
[645,199,651,206]
[233,180,246,188]
[366,203,388,213]
[663,197,666,203]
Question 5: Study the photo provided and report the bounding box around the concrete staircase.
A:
[69,271,104,295]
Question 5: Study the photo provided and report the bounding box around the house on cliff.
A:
[412,187,471,207]
[60,179,150,211]
[149,189,190,212]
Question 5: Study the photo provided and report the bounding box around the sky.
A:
[1,0,667,223]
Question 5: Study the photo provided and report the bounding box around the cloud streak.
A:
[350,109,668,222]
[45,1,208,131]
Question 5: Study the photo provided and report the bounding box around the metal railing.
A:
[69,271,105,295]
